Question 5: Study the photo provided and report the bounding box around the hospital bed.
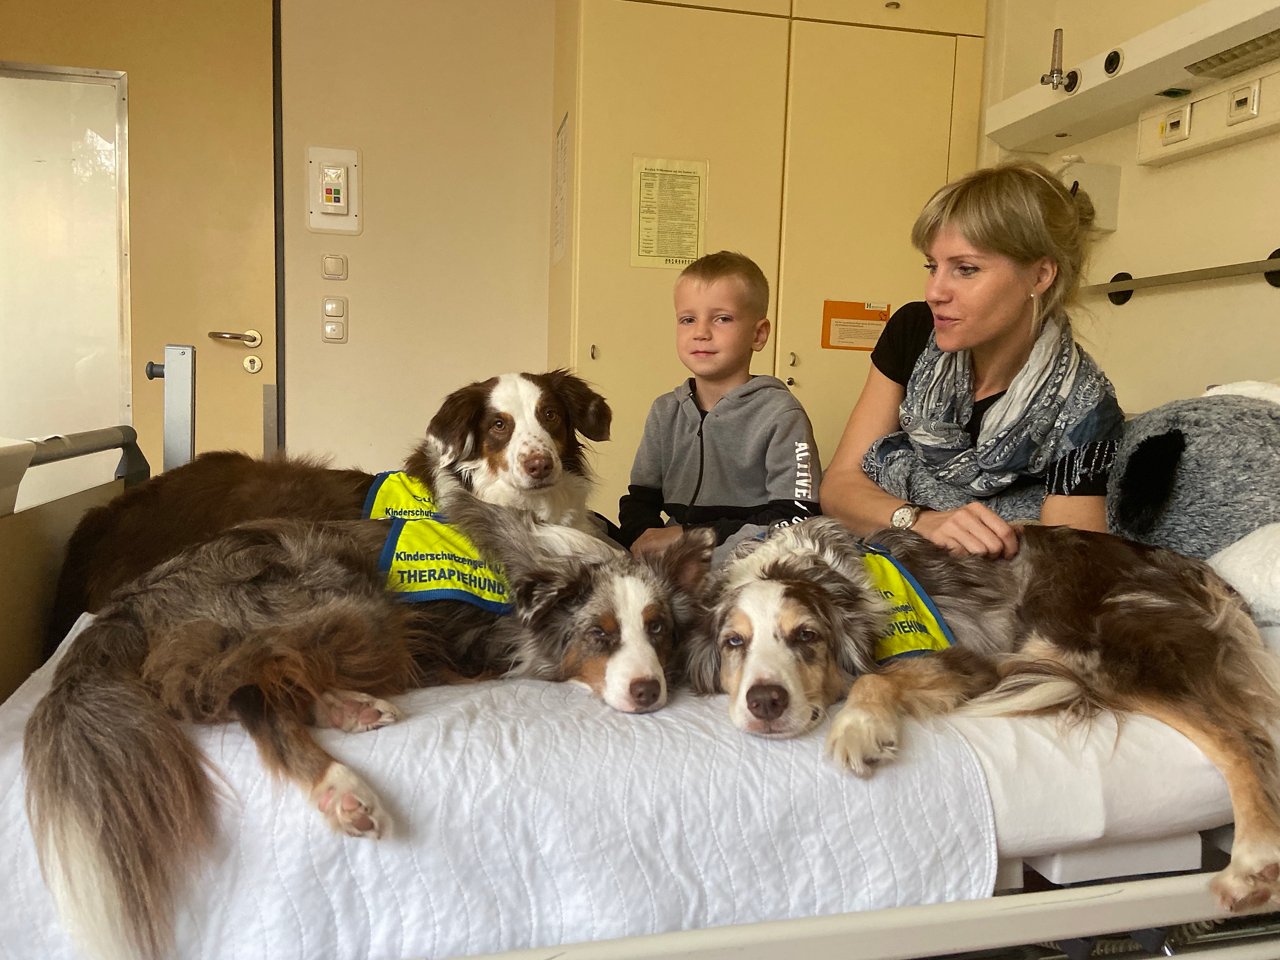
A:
[3,431,1280,960]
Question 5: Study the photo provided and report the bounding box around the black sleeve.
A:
[702,498,823,546]
[870,301,934,386]
[1045,439,1118,497]
[617,485,667,547]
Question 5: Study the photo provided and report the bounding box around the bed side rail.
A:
[1,426,148,518]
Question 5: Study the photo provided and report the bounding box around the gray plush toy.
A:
[1107,382,1280,560]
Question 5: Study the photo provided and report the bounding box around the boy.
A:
[618,250,822,561]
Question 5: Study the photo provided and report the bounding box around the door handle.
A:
[208,328,263,348]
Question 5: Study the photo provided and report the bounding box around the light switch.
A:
[322,319,347,343]
[323,297,346,318]
[322,255,348,280]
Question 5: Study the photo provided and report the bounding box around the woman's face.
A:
[922,225,1054,355]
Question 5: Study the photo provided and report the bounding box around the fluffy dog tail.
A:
[956,658,1102,721]
[24,614,217,960]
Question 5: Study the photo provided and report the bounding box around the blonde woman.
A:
[820,162,1123,558]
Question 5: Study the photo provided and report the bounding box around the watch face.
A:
[891,505,915,529]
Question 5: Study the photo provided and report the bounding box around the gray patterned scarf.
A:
[862,317,1123,521]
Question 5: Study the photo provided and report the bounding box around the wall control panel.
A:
[307,147,362,235]
[320,164,348,213]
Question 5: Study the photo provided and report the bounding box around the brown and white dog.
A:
[25,446,711,960]
[687,517,1280,912]
[45,369,612,655]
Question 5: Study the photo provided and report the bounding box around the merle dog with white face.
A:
[688,516,1280,914]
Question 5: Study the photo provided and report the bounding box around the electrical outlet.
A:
[1226,80,1260,126]
[1160,104,1192,145]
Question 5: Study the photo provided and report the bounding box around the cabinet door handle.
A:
[590,344,598,360]
[788,351,798,367]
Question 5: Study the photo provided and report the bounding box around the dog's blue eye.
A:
[647,620,664,635]
[723,633,744,648]
[795,628,818,644]
[587,626,608,641]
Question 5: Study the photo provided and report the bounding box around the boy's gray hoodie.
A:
[617,375,822,546]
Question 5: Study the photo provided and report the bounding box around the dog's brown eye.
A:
[587,625,608,642]
[543,408,560,423]
[491,417,507,432]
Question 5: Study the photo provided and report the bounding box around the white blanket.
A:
[0,617,996,960]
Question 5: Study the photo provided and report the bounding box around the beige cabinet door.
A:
[572,0,790,518]
[776,20,972,466]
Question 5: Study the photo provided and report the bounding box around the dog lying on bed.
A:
[686,517,1280,912]
[44,369,612,654]
[25,445,712,960]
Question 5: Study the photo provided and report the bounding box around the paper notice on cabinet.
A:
[552,113,570,266]
[821,300,891,351]
[631,157,707,268]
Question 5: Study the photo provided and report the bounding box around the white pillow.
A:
[1210,522,1280,627]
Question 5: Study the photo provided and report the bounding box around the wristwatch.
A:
[890,502,924,530]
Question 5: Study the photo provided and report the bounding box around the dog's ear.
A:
[682,606,725,695]
[809,566,882,679]
[427,379,496,461]
[647,526,715,596]
[546,369,611,442]
[513,565,591,629]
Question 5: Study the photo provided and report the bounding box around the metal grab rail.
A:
[1084,248,1280,305]
[28,426,149,486]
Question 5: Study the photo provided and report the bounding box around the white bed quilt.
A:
[0,618,996,960]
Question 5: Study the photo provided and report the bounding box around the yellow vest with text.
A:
[378,517,511,613]
[363,470,441,521]
[365,472,511,613]
[862,545,955,664]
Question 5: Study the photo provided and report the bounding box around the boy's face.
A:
[674,276,770,386]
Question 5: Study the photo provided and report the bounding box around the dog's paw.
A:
[312,764,388,839]
[1211,839,1280,911]
[316,690,403,733]
[826,706,900,778]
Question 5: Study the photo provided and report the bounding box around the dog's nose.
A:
[630,678,661,709]
[746,684,789,721]
[523,452,553,481]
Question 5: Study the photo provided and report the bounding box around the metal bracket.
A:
[144,344,196,471]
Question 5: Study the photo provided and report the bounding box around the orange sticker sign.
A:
[821,300,891,351]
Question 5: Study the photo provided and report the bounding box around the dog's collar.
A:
[861,543,955,663]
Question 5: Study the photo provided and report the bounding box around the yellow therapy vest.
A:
[365,471,510,613]
[861,546,955,664]
[379,518,511,613]
[363,470,442,521]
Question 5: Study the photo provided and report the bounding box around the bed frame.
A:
[477,864,1280,960]
[8,433,1280,960]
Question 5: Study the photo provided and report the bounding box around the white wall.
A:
[983,0,1280,415]
[282,0,556,470]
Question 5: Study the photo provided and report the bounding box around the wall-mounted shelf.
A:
[984,0,1280,153]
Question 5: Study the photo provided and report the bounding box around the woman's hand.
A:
[912,502,1020,559]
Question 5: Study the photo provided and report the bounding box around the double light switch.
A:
[322,254,349,343]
